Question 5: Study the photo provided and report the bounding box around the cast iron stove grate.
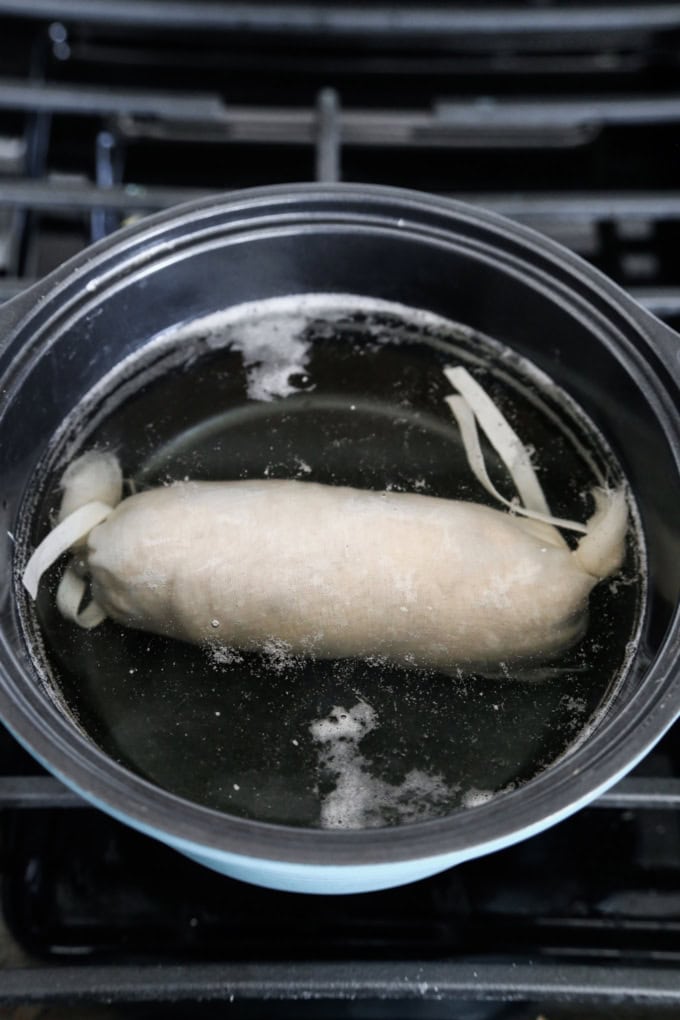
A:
[0,3,679,1016]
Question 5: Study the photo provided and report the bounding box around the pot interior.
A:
[0,198,678,847]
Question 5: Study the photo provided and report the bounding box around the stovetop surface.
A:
[0,2,679,1015]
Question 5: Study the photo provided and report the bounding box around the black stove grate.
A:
[0,4,680,1015]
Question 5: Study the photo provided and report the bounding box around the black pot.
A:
[0,184,678,894]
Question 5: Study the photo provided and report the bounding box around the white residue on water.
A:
[462,788,495,808]
[206,643,244,667]
[153,292,481,406]
[219,315,313,402]
[310,700,452,829]
[261,638,300,673]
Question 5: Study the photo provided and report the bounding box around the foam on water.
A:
[165,292,459,405]
[310,701,453,829]
[462,788,495,809]
[216,315,313,402]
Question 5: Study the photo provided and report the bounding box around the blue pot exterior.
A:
[12,717,663,895]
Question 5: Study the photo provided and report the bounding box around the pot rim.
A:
[2,182,679,868]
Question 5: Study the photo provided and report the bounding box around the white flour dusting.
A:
[310,701,452,829]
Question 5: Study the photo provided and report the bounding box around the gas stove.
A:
[0,3,680,1016]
